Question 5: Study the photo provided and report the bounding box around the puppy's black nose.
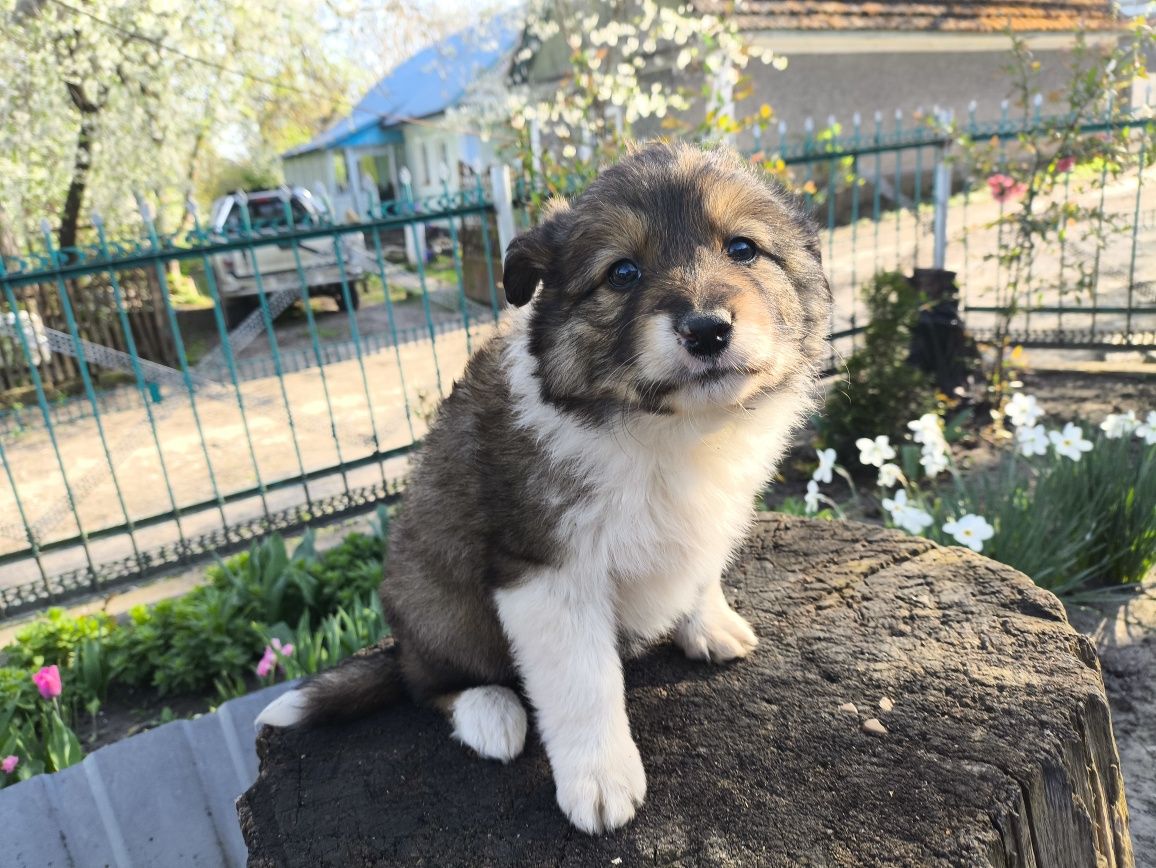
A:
[678,313,732,357]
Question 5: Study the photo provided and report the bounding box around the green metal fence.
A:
[1,180,500,616]
[1,101,1154,617]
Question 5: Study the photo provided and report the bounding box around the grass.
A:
[360,273,408,307]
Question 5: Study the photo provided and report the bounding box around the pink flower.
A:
[255,647,277,678]
[33,665,62,699]
[256,639,294,678]
[1054,155,1076,174]
[987,174,1027,203]
[1,755,18,775]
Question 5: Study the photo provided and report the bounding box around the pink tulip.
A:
[270,638,294,657]
[255,647,277,678]
[1054,155,1076,174]
[1,755,18,775]
[987,174,1027,203]
[33,665,62,699]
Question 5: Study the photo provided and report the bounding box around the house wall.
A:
[402,125,464,202]
[281,152,335,201]
[734,34,1122,143]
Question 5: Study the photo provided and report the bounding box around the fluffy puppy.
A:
[257,141,831,834]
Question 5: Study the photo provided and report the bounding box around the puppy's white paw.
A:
[451,686,528,763]
[554,735,647,834]
[254,688,310,729]
[675,601,758,663]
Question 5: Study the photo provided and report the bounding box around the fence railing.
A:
[1,103,1154,617]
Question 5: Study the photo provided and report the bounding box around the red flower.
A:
[1054,155,1076,174]
[987,174,1027,203]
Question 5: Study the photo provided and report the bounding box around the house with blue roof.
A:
[282,12,522,222]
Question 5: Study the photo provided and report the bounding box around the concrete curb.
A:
[1,680,297,867]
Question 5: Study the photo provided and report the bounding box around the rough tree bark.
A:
[59,81,100,253]
[238,515,1134,867]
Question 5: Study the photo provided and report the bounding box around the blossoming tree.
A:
[0,0,428,246]
[453,0,781,213]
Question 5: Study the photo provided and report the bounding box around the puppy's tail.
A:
[254,636,404,729]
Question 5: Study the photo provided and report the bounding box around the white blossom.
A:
[1048,423,1094,461]
[877,463,903,488]
[813,448,836,484]
[920,449,949,477]
[855,435,896,468]
[1136,411,1156,446]
[1100,411,1138,439]
[1016,424,1049,457]
[804,480,821,515]
[942,514,995,552]
[907,413,942,446]
[1004,393,1045,427]
[881,489,934,535]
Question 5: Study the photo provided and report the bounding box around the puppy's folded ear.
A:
[502,201,569,307]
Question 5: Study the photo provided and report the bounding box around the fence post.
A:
[399,167,427,266]
[932,109,953,271]
[491,164,517,261]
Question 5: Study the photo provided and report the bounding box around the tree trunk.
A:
[239,515,1135,867]
[59,82,99,252]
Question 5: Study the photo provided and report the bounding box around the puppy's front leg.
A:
[495,568,645,834]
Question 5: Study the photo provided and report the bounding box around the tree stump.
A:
[238,515,1134,866]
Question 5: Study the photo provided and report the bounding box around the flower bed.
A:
[798,398,1156,597]
[0,508,391,789]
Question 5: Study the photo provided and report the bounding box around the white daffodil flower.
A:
[1015,424,1049,457]
[813,448,837,484]
[804,480,821,514]
[920,448,949,477]
[1005,393,1044,428]
[942,514,995,552]
[881,489,934,535]
[877,463,903,489]
[1049,423,1094,462]
[1135,411,1156,446]
[855,435,896,468]
[1100,411,1138,439]
[907,413,941,444]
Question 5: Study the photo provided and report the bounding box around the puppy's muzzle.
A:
[677,312,733,358]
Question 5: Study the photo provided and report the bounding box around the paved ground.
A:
[1,165,1154,590]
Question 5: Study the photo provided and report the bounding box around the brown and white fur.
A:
[256,141,831,834]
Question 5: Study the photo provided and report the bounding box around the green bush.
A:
[819,272,938,466]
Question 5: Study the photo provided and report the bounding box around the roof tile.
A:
[703,0,1121,31]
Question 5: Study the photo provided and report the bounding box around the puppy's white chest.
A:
[562,425,779,640]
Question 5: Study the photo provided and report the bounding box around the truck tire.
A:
[335,284,360,313]
[224,295,260,328]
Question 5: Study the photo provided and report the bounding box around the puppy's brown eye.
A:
[607,259,642,289]
[725,238,758,263]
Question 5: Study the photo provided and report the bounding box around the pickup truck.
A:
[208,187,369,312]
